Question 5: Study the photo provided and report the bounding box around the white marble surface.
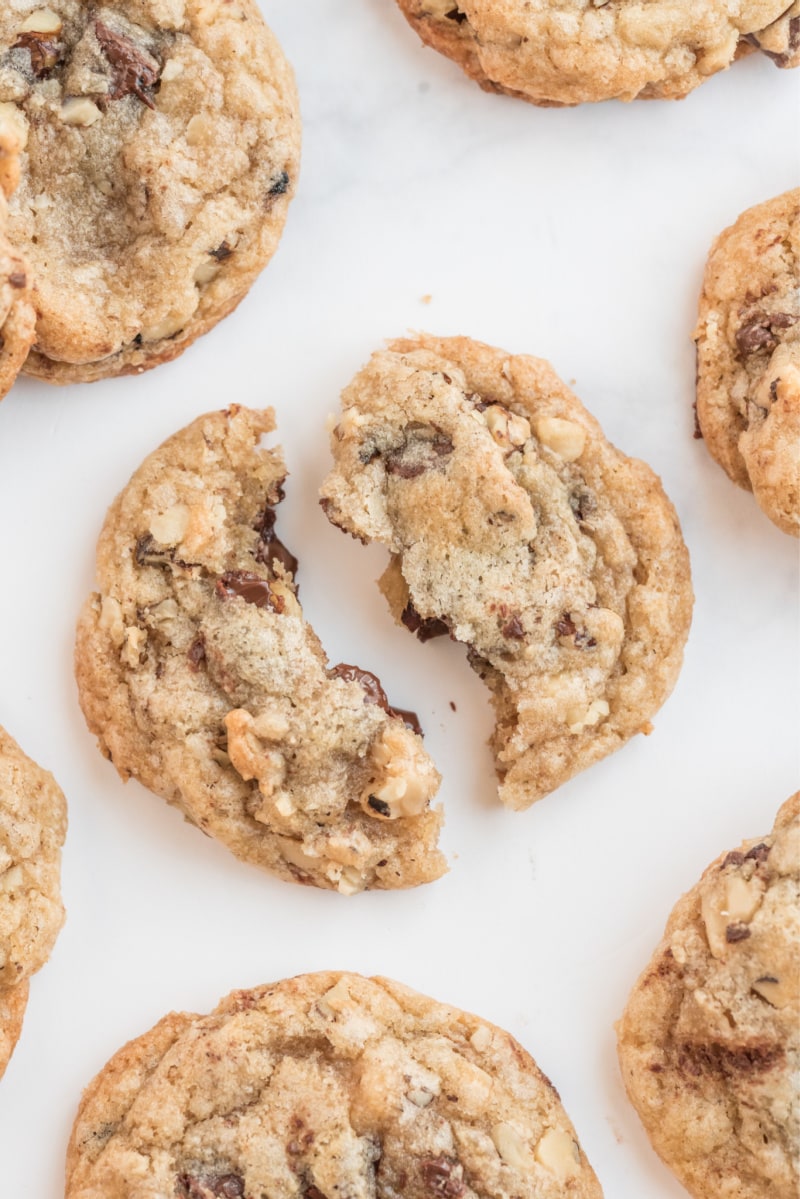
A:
[1,1,798,1193]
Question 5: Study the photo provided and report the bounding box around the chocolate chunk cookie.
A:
[617,793,800,1199]
[694,188,800,537]
[0,725,67,989]
[395,1,800,106]
[66,971,604,1197]
[0,109,35,400]
[0,1,300,382]
[75,406,444,893]
[321,335,692,811]
[0,725,67,1082]
[0,980,28,1081]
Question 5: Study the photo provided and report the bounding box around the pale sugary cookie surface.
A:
[321,335,692,810]
[0,0,300,380]
[75,406,444,893]
[0,724,66,989]
[66,971,603,1198]
[694,188,800,537]
[0,980,27,1081]
[396,0,800,106]
[617,794,800,1199]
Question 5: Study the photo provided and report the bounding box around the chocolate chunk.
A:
[8,271,26,289]
[216,571,276,610]
[210,241,234,262]
[401,602,449,643]
[735,311,796,358]
[187,637,206,671]
[385,423,454,478]
[421,1156,466,1197]
[12,32,63,76]
[747,15,800,66]
[386,459,427,479]
[268,171,290,196]
[95,21,161,107]
[329,663,423,735]
[677,1040,782,1077]
[177,1174,245,1199]
[555,611,596,648]
[745,842,770,862]
[367,795,391,817]
[255,504,298,578]
[445,8,468,22]
[723,850,745,868]
[502,615,525,639]
[726,923,751,943]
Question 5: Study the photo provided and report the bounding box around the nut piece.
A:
[149,504,190,546]
[536,416,587,462]
[567,698,610,734]
[19,8,62,33]
[194,260,221,287]
[59,98,103,127]
[160,58,184,82]
[751,976,791,1009]
[470,1024,492,1052]
[534,1128,581,1179]
[484,404,531,450]
[701,873,764,959]
[491,1122,535,1172]
[361,723,437,820]
[0,101,29,151]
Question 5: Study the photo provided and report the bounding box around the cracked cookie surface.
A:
[396,1,800,106]
[616,793,800,1199]
[66,971,603,1198]
[0,109,35,400]
[0,724,67,990]
[75,406,444,893]
[321,335,692,811]
[0,0,300,381]
[694,188,800,537]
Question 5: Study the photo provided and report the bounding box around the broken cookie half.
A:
[321,334,693,810]
[75,406,444,893]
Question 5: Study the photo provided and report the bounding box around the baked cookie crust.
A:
[694,188,800,537]
[66,971,604,1197]
[321,335,693,810]
[0,980,28,1081]
[0,1,300,381]
[395,1,800,106]
[0,110,35,400]
[75,406,445,893]
[617,794,800,1199]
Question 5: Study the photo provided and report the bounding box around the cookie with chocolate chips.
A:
[75,406,444,893]
[0,109,35,401]
[0,725,67,1081]
[0,1,300,382]
[65,971,604,1198]
[694,188,800,537]
[394,1,800,106]
[321,334,692,810]
[617,793,800,1199]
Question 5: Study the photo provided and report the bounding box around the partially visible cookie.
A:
[0,110,35,400]
[0,1,300,382]
[694,188,800,537]
[394,1,800,107]
[617,794,800,1199]
[321,335,692,810]
[66,971,604,1197]
[0,981,28,1081]
[75,406,444,893]
[0,725,67,989]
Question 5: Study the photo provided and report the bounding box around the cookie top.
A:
[321,335,692,810]
[76,406,444,893]
[396,1,800,106]
[617,794,800,1199]
[694,188,800,537]
[0,725,67,989]
[0,980,28,1081]
[0,111,35,400]
[0,0,300,381]
[66,971,603,1198]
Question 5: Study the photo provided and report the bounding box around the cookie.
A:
[694,188,800,537]
[395,1,800,106]
[0,110,35,401]
[320,334,692,811]
[0,724,67,989]
[75,405,444,893]
[616,793,800,1198]
[0,1,300,382]
[66,971,603,1197]
[0,980,28,1082]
